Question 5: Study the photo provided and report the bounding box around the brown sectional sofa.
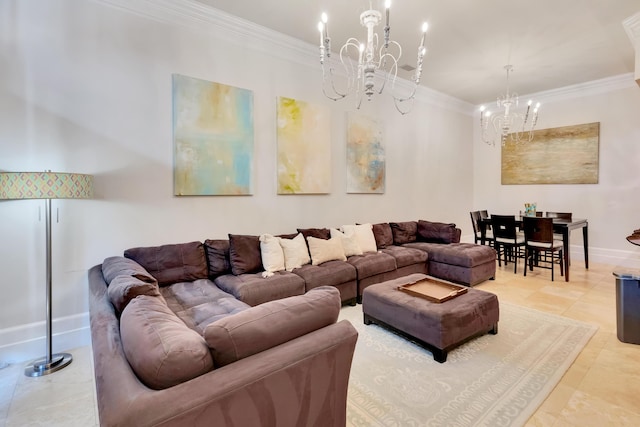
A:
[88,219,495,426]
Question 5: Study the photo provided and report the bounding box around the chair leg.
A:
[559,249,564,276]
[496,243,502,267]
[551,251,554,282]
[523,247,528,276]
[513,246,518,274]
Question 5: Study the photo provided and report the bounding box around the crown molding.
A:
[623,12,640,48]
[93,0,472,114]
[474,73,637,108]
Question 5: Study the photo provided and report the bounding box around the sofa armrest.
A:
[88,265,358,427]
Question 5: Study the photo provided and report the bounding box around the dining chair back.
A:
[522,217,564,281]
[470,211,493,246]
[490,214,525,273]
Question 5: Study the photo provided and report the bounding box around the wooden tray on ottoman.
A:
[397,276,467,303]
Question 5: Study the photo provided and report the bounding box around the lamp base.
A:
[24,353,72,377]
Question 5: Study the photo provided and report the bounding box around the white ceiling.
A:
[195,0,638,105]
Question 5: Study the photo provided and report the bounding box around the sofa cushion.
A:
[160,279,250,334]
[228,234,262,275]
[297,227,330,240]
[372,223,394,249]
[307,236,347,265]
[330,228,363,257]
[390,221,418,245]
[203,239,231,279]
[101,256,156,285]
[107,275,161,313]
[214,271,306,307]
[124,242,208,286]
[259,234,285,275]
[381,245,428,268]
[292,260,357,290]
[204,286,340,367]
[347,252,396,279]
[342,223,377,253]
[417,220,459,244]
[120,295,214,390]
[278,233,311,271]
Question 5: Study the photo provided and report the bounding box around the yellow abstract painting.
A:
[277,97,331,194]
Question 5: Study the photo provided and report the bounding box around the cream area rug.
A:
[339,301,597,427]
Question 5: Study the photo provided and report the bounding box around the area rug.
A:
[339,301,598,427]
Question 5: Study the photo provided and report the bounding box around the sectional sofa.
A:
[88,219,495,426]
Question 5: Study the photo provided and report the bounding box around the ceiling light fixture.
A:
[317,0,428,115]
[479,65,540,146]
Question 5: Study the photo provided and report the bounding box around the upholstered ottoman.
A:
[362,273,499,362]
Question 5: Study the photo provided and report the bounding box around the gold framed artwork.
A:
[501,122,600,185]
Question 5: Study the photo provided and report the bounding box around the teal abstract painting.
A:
[172,74,254,195]
[346,112,385,193]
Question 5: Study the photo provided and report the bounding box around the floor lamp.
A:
[0,171,93,377]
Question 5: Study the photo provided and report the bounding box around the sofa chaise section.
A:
[88,265,358,427]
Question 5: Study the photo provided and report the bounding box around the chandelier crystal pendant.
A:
[317,0,428,115]
[479,65,540,146]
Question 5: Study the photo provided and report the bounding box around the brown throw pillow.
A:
[417,220,458,244]
[228,234,262,275]
[204,286,340,367]
[101,256,156,285]
[204,239,231,279]
[107,275,161,313]
[120,295,214,390]
[390,221,418,245]
[124,241,208,286]
[296,228,330,240]
[372,223,394,249]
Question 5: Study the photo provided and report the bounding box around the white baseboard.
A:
[0,312,91,365]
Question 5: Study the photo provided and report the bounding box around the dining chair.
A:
[470,211,493,246]
[522,217,564,281]
[490,214,525,273]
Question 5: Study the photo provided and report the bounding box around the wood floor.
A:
[1,260,638,426]
[477,260,640,426]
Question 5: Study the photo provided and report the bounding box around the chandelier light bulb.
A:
[480,105,486,112]
[422,22,429,33]
[536,102,541,109]
[321,12,328,24]
[527,99,532,106]
[385,0,391,9]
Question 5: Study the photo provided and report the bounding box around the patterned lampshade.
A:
[0,172,93,200]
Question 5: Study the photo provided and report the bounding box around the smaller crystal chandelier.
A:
[479,65,540,146]
[317,1,428,115]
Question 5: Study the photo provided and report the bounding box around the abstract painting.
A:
[172,74,254,195]
[502,122,600,185]
[276,97,331,194]
[346,112,385,193]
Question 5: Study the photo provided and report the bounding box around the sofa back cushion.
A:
[203,286,340,367]
[417,220,461,244]
[228,234,262,275]
[101,256,156,285]
[204,239,231,279]
[120,295,214,389]
[372,223,394,249]
[107,275,161,313]
[296,227,330,240]
[390,221,418,245]
[124,242,208,286]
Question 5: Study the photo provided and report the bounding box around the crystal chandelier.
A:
[317,1,428,115]
[479,65,541,146]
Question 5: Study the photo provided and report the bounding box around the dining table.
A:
[479,216,588,282]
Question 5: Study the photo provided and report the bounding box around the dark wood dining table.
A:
[479,216,589,282]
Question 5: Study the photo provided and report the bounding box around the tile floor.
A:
[1,260,638,426]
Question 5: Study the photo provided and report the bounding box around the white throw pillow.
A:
[342,223,377,253]
[278,233,311,272]
[259,234,285,276]
[330,228,363,257]
[306,236,347,265]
